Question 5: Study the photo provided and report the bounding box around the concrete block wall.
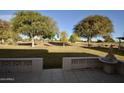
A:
[63,57,100,70]
[0,58,43,74]
[63,57,124,76]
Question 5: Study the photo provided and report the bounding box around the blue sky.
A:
[0,10,124,40]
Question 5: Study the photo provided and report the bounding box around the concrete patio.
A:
[39,69,124,83]
[1,68,124,83]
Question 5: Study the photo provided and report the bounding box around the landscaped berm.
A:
[0,10,124,83]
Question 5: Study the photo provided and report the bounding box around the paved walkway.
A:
[39,69,124,83]
[1,69,124,83]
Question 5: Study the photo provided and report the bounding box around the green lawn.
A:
[0,45,124,69]
[86,47,124,56]
[0,49,97,69]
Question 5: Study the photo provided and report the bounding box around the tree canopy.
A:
[69,33,79,43]
[0,19,10,43]
[11,11,58,47]
[41,16,59,40]
[0,19,10,34]
[60,31,68,46]
[74,15,113,46]
[103,35,115,42]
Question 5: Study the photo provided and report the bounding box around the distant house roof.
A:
[117,37,124,40]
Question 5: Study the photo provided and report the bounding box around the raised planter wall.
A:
[63,57,124,76]
[63,57,100,70]
[116,61,124,75]
[0,58,43,74]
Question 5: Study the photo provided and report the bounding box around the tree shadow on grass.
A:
[44,52,98,69]
[0,49,48,58]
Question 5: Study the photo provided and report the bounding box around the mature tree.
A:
[60,31,68,46]
[11,11,58,47]
[42,16,59,40]
[74,15,113,46]
[7,31,21,42]
[0,19,10,44]
[69,33,79,43]
[103,35,115,42]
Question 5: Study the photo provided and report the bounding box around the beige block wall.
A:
[0,58,43,74]
[63,57,100,70]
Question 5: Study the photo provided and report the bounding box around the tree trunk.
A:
[1,38,4,44]
[63,42,65,47]
[118,39,121,50]
[87,37,90,47]
[31,37,35,47]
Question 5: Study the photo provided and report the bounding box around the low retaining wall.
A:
[63,57,124,76]
[63,57,100,70]
[116,61,124,75]
[0,58,43,73]
[0,58,43,82]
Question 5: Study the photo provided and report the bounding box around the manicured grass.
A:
[0,49,48,58]
[0,49,97,69]
[0,44,124,69]
[44,52,97,69]
[86,47,124,56]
